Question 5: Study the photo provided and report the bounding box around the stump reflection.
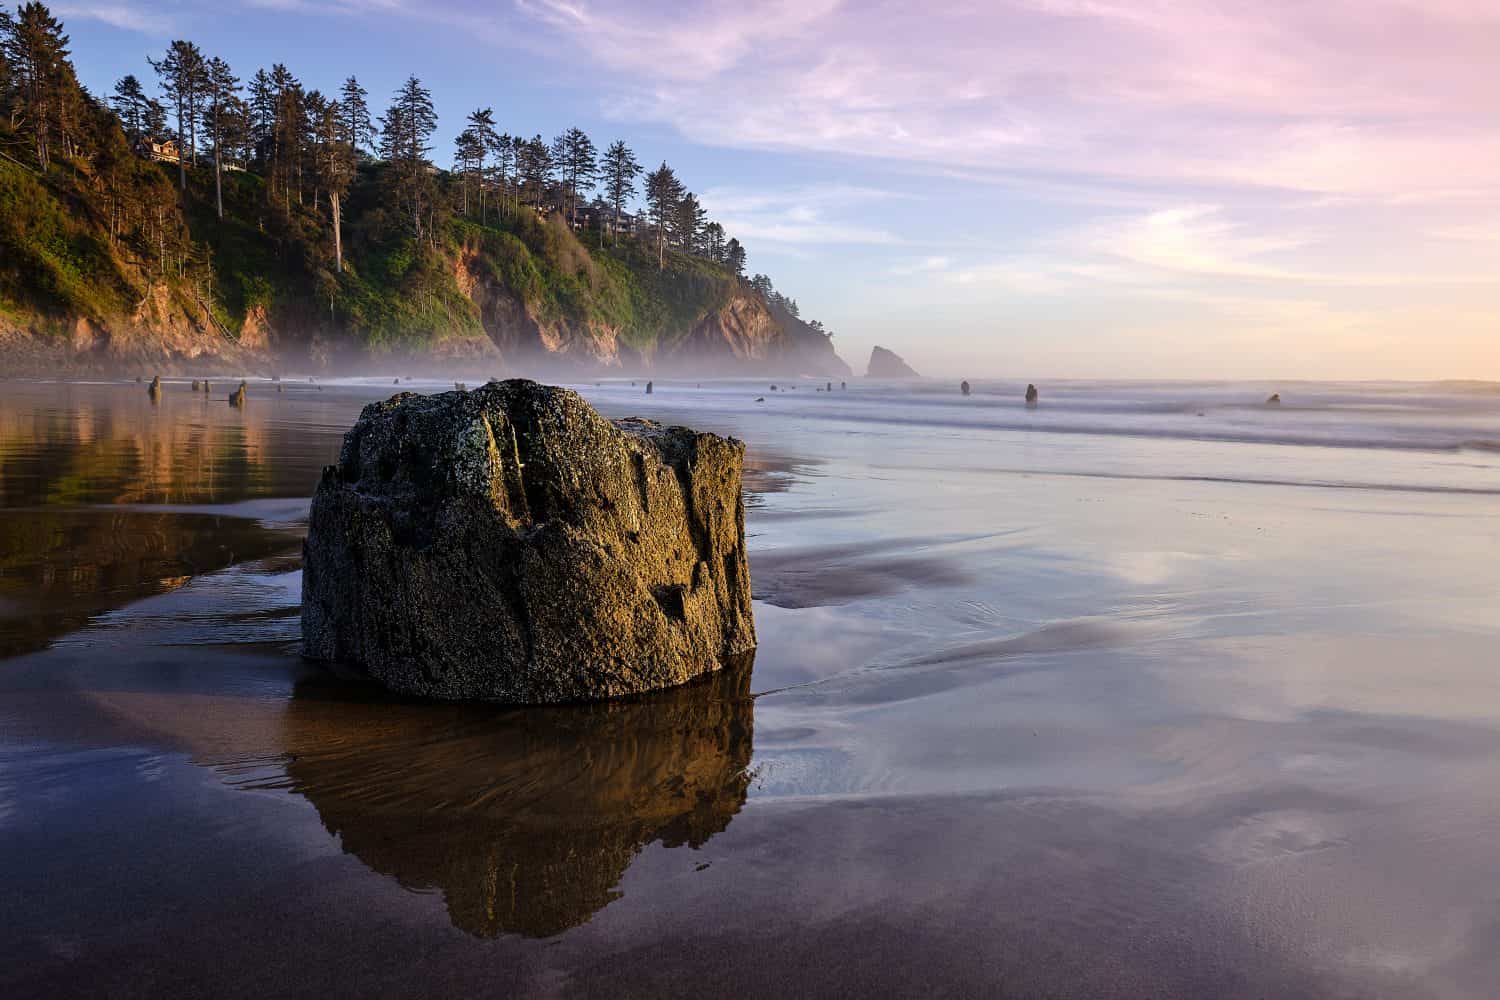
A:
[280,655,755,938]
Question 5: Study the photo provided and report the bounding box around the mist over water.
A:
[1,375,1498,998]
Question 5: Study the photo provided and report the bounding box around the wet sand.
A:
[2,377,1499,998]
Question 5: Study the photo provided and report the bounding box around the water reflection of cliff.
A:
[0,508,299,657]
[278,659,755,938]
[0,382,347,507]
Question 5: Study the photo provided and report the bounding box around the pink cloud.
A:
[514,0,1500,198]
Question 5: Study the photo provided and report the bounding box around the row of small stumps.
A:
[139,374,332,404]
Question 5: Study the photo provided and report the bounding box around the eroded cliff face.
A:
[3,232,850,376]
[452,243,850,376]
[663,293,786,371]
[454,245,624,370]
[0,280,265,375]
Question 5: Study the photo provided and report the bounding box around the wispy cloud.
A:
[700,184,906,247]
[513,0,1500,200]
[55,3,176,33]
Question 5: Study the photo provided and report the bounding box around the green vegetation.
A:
[0,2,839,369]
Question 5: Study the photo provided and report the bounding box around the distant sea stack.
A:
[1265,393,1282,406]
[1025,384,1039,408]
[867,346,919,378]
[960,380,971,396]
[301,380,757,704]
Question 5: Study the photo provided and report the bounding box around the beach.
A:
[2,376,1498,998]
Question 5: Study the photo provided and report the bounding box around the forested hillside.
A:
[0,3,849,375]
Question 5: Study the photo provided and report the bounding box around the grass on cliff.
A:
[2,133,744,357]
[0,158,137,330]
[452,206,743,351]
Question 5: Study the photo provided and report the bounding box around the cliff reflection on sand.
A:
[272,656,755,938]
[0,508,299,657]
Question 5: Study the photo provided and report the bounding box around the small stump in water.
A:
[301,379,757,704]
[229,381,247,408]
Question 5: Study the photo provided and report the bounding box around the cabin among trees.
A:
[140,136,180,163]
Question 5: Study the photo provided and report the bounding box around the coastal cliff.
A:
[0,156,847,376]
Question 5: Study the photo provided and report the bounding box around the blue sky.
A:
[54,0,1500,379]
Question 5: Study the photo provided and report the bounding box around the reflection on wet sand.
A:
[249,657,754,938]
[0,381,351,507]
[0,508,300,656]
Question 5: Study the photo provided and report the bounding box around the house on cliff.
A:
[140,137,180,164]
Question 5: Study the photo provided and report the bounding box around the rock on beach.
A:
[301,379,756,703]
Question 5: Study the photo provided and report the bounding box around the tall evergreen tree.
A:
[379,75,438,239]
[644,161,683,269]
[246,67,274,167]
[673,191,705,252]
[464,107,497,221]
[601,139,641,246]
[272,74,307,210]
[2,2,76,169]
[202,55,239,219]
[725,238,747,276]
[110,74,148,141]
[264,63,300,207]
[704,221,726,261]
[143,97,167,141]
[551,126,596,225]
[516,133,553,210]
[311,95,354,272]
[149,39,207,187]
[453,125,484,216]
[488,131,515,213]
[337,75,373,154]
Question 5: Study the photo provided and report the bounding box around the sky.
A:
[52,0,1500,379]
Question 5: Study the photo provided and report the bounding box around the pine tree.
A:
[487,131,515,213]
[453,126,484,216]
[464,107,496,221]
[2,2,75,169]
[149,39,207,188]
[673,191,705,253]
[111,74,148,141]
[202,56,239,219]
[704,221,726,262]
[551,126,597,225]
[644,161,683,269]
[725,238,747,276]
[311,96,354,272]
[271,73,307,211]
[601,139,641,246]
[338,76,373,154]
[379,76,438,239]
[143,98,167,141]
[264,63,301,208]
[247,68,274,167]
[516,133,553,210]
